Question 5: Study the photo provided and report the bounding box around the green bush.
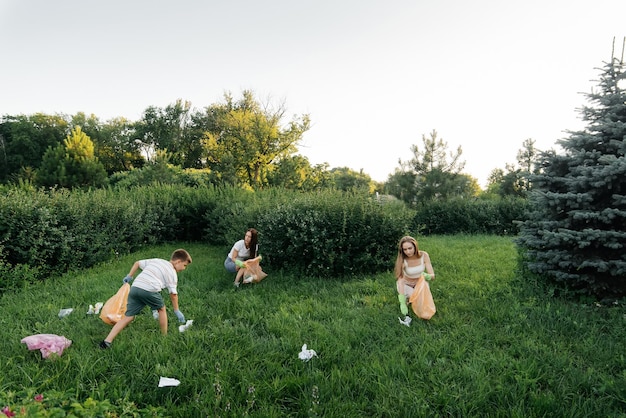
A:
[413,197,529,235]
[0,189,70,278]
[0,187,162,289]
[258,190,414,277]
[202,187,305,247]
[0,247,39,293]
[0,389,165,417]
[202,187,260,246]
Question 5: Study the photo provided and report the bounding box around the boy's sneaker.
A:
[99,340,111,349]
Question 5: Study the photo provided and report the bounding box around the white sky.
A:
[1,0,625,187]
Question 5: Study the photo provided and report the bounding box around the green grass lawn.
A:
[1,236,625,417]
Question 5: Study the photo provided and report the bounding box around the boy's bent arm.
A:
[169,293,180,311]
[128,261,141,277]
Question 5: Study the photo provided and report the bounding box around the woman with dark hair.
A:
[394,235,436,326]
[224,228,259,286]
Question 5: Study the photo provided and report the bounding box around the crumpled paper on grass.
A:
[298,344,317,361]
[158,377,181,387]
[21,334,72,358]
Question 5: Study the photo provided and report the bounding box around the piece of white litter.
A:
[298,344,317,361]
[87,302,103,315]
[398,316,412,327]
[58,308,73,319]
[158,377,181,387]
[178,319,193,333]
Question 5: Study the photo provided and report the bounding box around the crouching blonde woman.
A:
[394,236,436,326]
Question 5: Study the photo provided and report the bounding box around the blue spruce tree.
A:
[517,44,626,298]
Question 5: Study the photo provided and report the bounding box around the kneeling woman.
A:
[224,228,259,286]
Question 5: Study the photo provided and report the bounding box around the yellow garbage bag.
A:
[242,256,268,284]
[100,283,130,325]
[409,276,436,320]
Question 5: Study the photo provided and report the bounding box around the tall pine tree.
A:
[517,44,626,298]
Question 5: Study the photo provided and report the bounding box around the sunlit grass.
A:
[1,236,625,417]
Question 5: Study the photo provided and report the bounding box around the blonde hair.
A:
[394,236,421,279]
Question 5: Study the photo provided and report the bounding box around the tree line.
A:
[0,90,538,201]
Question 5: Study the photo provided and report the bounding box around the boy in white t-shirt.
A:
[99,248,192,349]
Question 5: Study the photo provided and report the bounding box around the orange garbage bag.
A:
[409,276,436,320]
[242,256,268,284]
[100,283,130,325]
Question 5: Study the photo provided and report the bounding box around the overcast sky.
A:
[1,0,625,186]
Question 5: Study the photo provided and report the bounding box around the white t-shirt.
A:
[132,258,178,294]
[227,239,251,261]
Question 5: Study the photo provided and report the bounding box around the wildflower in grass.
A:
[1,406,15,417]
[34,394,43,402]
[309,385,320,417]
[213,382,222,398]
[311,385,319,407]
[246,386,256,412]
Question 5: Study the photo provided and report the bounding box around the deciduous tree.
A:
[200,91,310,188]
[0,114,68,183]
[134,99,196,167]
[267,155,331,190]
[37,127,107,189]
[329,167,374,193]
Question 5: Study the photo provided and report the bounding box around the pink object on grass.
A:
[21,334,72,358]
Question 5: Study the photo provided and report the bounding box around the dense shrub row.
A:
[0,185,527,292]
[413,197,529,235]
[0,186,216,292]
[258,192,413,277]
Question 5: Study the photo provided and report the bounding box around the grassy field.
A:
[1,236,625,417]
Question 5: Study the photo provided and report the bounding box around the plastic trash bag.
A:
[241,256,268,284]
[58,308,73,319]
[21,334,72,359]
[100,283,130,325]
[409,276,436,320]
